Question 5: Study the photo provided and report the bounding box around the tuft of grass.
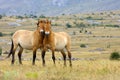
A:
[3,71,18,80]
[25,72,38,79]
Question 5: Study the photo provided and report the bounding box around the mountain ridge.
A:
[0,0,120,16]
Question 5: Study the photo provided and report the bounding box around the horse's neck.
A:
[34,30,44,40]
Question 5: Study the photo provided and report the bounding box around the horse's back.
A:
[12,30,34,49]
[54,32,71,41]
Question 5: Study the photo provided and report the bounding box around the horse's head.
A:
[44,19,51,36]
[37,20,45,34]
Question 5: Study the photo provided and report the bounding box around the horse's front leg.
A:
[32,49,37,65]
[52,50,56,65]
[41,50,46,66]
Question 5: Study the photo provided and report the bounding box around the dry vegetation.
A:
[0,10,120,80]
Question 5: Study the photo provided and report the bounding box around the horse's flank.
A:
[12,29,43,50]
[51,32,71,51]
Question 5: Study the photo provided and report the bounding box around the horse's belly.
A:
[55,44,65,51]
[22,45,33,50]
[21,44,33,50]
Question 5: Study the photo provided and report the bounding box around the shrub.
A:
[110,52,120,60]
[39,14,46,18]
[85,30,87,33]
[52,23,59,26]
[105,24,120,28]
[0,32,3,37]
[16,16,24,19]
[0,15,2,19]
[73,31,76,35]
[80,44,86,48]
[0,47,2,56]
[86,16,93,20]
[76,23,86,28]
[10,32,14,36]
[66,23,72,28]
[79,30,82,33]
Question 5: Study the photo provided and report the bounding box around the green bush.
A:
[16,16,24,19]
[39,14,46,18]
[0,47,2,56]
[105,24,120,28]
[66,23,72,28]
[0,32,3,37]
[76,23,86,28]
[10,32,14,36]
[79,30,82,33]
[110,52,120,60]
[0,15,2,19]
[80,44,86,48]
[86,16,93,20]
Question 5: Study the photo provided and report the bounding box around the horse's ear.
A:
[40,20,43,23]
[38,20,43,23]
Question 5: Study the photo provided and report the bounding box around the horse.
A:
[41,20,72,67]
[7,20,45,65]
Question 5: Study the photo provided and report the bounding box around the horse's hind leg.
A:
[66,46,72,67]
[67,51,72,67]
[11,44,18,65]
[61,50,66,66]
[18,47,23,64]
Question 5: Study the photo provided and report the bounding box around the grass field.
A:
[0,10,120,80]
[0,59,120,80]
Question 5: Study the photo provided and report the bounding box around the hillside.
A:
[0,0,120,16]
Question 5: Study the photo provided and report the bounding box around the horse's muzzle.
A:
[45,31,50,35]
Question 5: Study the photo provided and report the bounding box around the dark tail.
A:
[6,39,14,58]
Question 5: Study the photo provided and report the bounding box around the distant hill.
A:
[0,0,120,16]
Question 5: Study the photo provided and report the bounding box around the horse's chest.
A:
[45,44,51,49]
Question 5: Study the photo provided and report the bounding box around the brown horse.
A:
[7,20,45,65]
[42,20,72,67]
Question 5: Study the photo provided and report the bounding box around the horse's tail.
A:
[6,39,14,58]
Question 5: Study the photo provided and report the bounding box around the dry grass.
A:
[0,59,120,80]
